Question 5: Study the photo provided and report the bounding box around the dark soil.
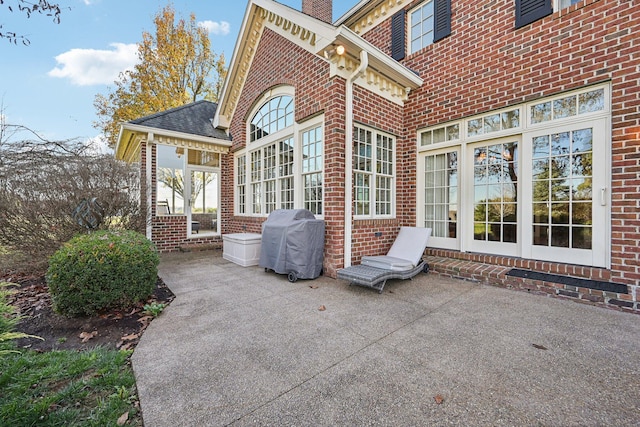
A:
[3,273,174,352]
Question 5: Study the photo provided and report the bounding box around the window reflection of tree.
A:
[157,167,215,214]
[473,142,518,242]
[532,129,593,248]
[158,167,184,213]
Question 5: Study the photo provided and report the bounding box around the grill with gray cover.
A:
[259,209,325,282]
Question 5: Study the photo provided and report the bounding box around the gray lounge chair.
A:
[337,227,432,293]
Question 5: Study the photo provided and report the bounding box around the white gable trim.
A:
[214,0,423,129]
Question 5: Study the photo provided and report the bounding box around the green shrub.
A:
[46,230,159,317]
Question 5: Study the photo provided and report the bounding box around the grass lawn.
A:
[0,346,141,426]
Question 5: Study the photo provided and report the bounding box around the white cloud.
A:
[84,134,113,155]
[198,20,231,36]
[48,43,139,86]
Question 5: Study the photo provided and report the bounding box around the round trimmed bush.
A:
[46,230,159,317]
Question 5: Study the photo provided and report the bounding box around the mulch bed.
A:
[3,273,174,352]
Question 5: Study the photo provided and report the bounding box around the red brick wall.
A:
[224,28,348,276]
[302,0,333,23]
[142,142,222,252]
[360,0,639,287]
[322,77,347,277]
[350,85,407,264]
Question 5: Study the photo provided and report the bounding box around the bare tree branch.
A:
[0,0,69,45]
[0,105,145,273]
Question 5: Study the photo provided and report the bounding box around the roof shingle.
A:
[129,100,229,140]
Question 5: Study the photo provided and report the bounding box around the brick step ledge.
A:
[424,255,637,314]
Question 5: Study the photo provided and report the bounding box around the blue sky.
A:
[1,0,355,149]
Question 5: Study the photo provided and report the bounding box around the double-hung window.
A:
[302,126,323,215]
[557,0,581,8]
[353,125,395,218]
[391,0,451,60]
[410,1,435,54]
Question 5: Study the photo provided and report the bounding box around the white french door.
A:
[418,84,610,268]
[465,137,520,256]
[521,118,608,267]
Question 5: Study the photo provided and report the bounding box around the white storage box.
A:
[222,233,262,267]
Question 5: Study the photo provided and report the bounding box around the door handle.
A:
[600,187,606,206]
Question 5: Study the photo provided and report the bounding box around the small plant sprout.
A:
[143,302,166,317]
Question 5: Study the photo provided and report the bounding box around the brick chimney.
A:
[302,0,332,24]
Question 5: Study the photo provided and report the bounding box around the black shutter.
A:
[515,0,552,29]
[391,9,406,61]
[433,0,451,42]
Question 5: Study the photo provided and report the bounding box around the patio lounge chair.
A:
[337,227,432,293]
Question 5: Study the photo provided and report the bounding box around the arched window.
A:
[237,90,325,217]
[250,95,294,142]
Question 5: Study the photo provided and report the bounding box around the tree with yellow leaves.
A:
[94,4,227,148]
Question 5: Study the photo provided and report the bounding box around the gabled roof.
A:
[214,0,423,130]
[129,100,229,140]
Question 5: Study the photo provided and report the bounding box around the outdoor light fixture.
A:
[324,44,346,60]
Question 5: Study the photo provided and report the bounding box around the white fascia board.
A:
[336,26,423,89]
[256,0,337,50]
[214,0,338,129]
[213,0,256,129]
[120,123,232,147]
[334,0,372,26]
[114,124,127,158]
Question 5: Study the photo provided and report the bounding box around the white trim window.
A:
[409,0,434,55]
[301,126,323,215]
[236,88,324,217]
[418,84,610,267]
[156,144,185,215]
[422,149,459,249]
[353,125,396,218]
[236,154,247,214]
[250,94,293,142]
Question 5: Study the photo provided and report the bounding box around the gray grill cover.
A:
[259,209,325,279]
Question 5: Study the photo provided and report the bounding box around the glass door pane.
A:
[472,141,518,243]
[525,118,606,267]
[531,128,593,250]
[157,145,185,215]
[189,170,219,235]
[423,151,458,238]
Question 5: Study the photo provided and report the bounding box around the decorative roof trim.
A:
[116,123,231,162]
[215,0,336,129]
[115,131,142,164]
[336,0,407,35]
[329,26,422,105]
[214,0,423,127]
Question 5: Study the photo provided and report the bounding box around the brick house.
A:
[116,0,639,312]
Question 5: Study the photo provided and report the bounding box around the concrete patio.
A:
[132,250,640,426]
